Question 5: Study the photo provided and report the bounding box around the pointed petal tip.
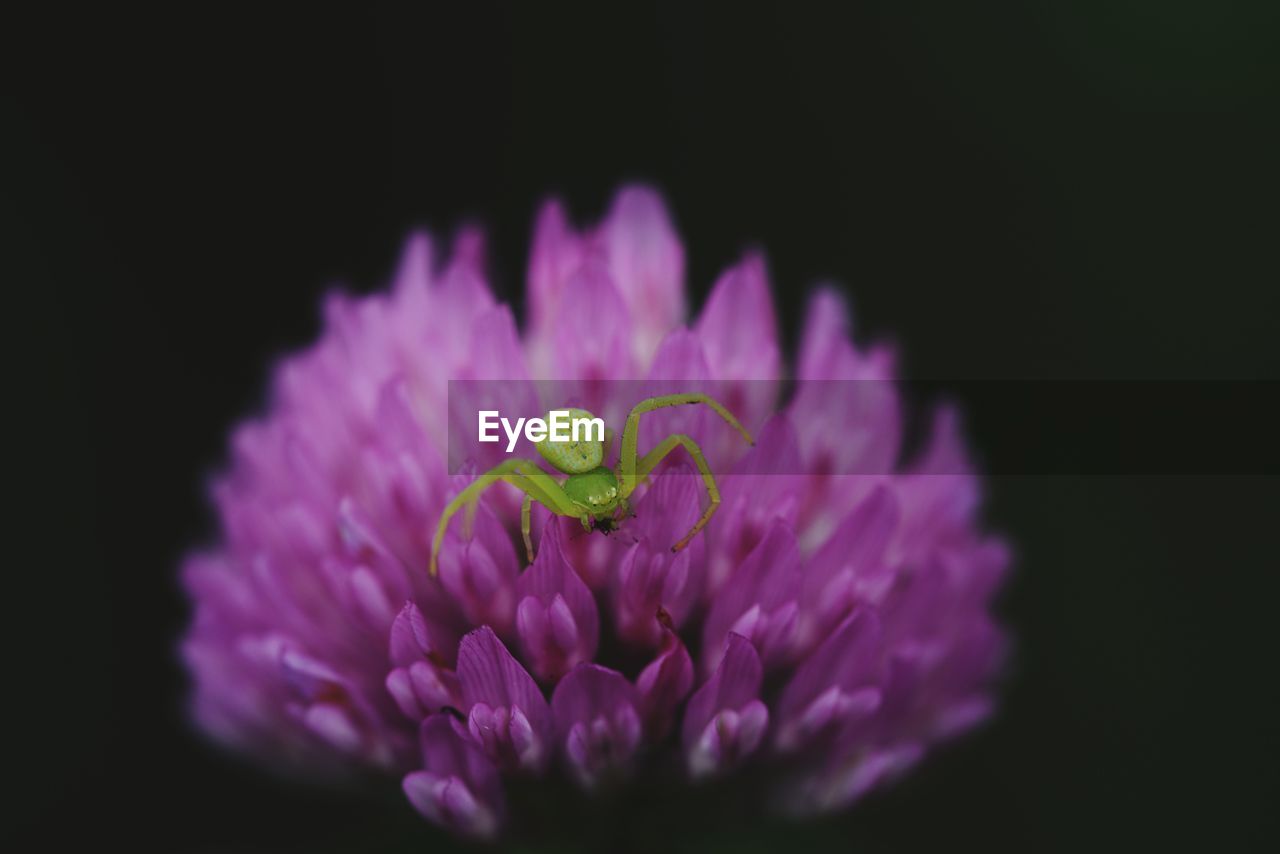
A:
[607,183,675,222]
[391,230,434,294]
[535,194,570,224]
[694,251,780,383]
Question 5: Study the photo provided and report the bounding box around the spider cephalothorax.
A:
[430,393,753,575]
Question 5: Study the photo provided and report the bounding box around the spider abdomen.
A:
[535,407,604,474]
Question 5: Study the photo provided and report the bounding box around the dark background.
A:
[6,3,1278,851]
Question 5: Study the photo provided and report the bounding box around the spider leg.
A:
[520,493,535,564]
[430,458,581,576]
[633,433,722,552]
[616,393,753,498]
[614,498,631,521]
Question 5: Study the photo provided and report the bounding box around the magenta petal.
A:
[702,518,803,672]
[694,253,780,426]
[437,502,519,636]
[418,230,498,388]
[301,703,365,755]
[637,329,716,454]
[777,741,924,817]
[279,647,348,700]
[683,634,762,740]
[789,288,900,489]
[390,230,433,308]
[527,198,584,335]
[696,253,779,382]
[612,464,707,646]
[447,306,540,469]
[796,288,891,382]
[412,660,460,706]
[514,524,599,682]
[548,262,635,383]
[468,305,534,382]
[456,626,551,772]
[645,327,711,382]
[404,714,505,839]
[895,406,984,564]
[682,634,767,779]
[600,184,685,365]
[389,602,437,668]
[635,625,695,739]
[275,644,400,765]
[386,668,424,720]
[550,663,644,790]
[797,485,902,649]
[704,414,806,595]
[386,603,462,720]
[457,626,548,725]
[776,608,884,752]
[628,460,705,552]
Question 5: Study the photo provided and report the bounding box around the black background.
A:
[6,3,1278,852]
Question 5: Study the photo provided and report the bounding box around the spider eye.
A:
[564,468,619,513]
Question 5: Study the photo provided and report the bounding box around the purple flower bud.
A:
[278,643,398,767]
[683,634,769,779]
[788,289,900,532]
[694,252,781,430]
[600,185,686,364]
[403,715,505,840]
[703,415,805,596]
[551,664,644,790]
[385,603,462,721]
[456,626,551,773]
[436,503,519,636]
[775,609,883,753]
[635,614,695,740]
[611,463,706,646]
[514,524,599,682]
[702,519,804,673]
[796,484,900,650]
[549,261,636,388]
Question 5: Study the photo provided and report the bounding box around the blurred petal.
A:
[695,253,780,428]
[682,633,767,779]
[702,518,804,672]
[776,608,883,752]
[528,198,585,335]
[797,485,902,650]
[635,619,694,739]
[386,603,462,720]
[404,714,505,839]
[601,184,685,365]
[549,261,635,385]
[437,501,519,636]
[789,289,900,517]
[551,663,644,790]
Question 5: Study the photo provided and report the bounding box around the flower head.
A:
[180,185,1009,839]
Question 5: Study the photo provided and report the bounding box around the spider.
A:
[429,393,754,575]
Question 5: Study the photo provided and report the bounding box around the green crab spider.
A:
[429,393,754,576]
